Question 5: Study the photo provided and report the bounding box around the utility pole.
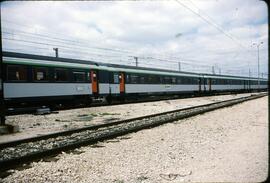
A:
[248,68,251,91]
[53,48,59,58]
[0,6,6,126]
[134,56,138,67]
[252,42,263,89]
[178,62,181,71]
[219,68,221,75]
[212,66,215,74]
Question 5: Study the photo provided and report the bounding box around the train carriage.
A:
[0,51,268,109]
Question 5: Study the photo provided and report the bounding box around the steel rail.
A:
[0,93,263,149]
[5,91,248,116]
[0,93,267,171]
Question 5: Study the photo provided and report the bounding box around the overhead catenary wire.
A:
[174,0,250,52]
[2,31,133,55]
[3,36,261,77]
[175,0,268,78]
[3,32,216,68]
[2,20,198,61]
[3,23,262,69]
[2,27,214,65]
[4,21,252,65]
[2,19,267,78]
[3,37,128,58]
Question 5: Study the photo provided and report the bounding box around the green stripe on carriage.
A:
[2,56,268,81]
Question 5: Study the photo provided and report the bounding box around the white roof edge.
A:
[3,56,268,80]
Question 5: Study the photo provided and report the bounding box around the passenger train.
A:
[0,51,268,109]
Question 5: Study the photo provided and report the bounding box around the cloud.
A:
[1,0,268,77]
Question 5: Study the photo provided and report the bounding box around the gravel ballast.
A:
[1,95,259,163]
[1,96,268,182]
[0,93,259,143]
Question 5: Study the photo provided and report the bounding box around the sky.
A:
[1,0,268,78]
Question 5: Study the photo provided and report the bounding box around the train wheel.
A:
[106,96,112,105]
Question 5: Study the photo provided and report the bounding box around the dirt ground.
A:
[1,95,268,182]
[0,93,255,143]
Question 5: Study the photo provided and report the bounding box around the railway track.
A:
[6,90,247,116]
[0,93,267,171]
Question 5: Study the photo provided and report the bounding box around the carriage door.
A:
[119,72,125,94]
[203,78,207,91]
[91,70,99,95]
[198,78,202,92]
[209,78,212,91]
[204,78,210,91]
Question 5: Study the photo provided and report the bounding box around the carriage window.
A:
[159,76,163,83]
[164,76,171,84]
[98,70,109,83]
[190,78,194,84]
[147,75,158,84]
[33,67,48,81]
[86,72,91,82]
[148,75,154,84]
[73,71,85,82]
[140,76,145,84]
[172,77,176,84]
[113,73,119,83]
[126,74,130,83]
[154,75,159,84]
[181,77,187,84]
[177,77,182,84]
[130,74,139,84]
[55,68,69,81]
[7,65,27,81]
